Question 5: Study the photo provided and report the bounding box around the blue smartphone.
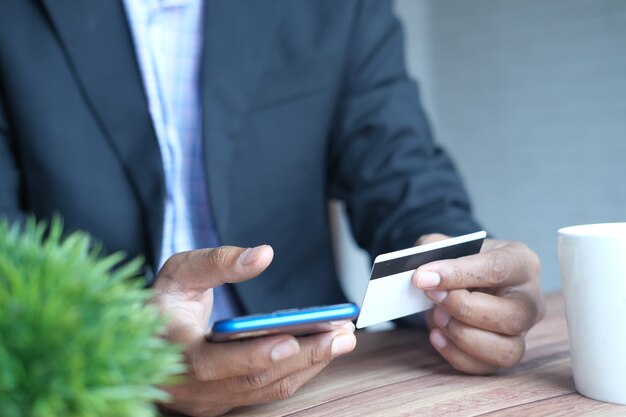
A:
[208,303,360,342]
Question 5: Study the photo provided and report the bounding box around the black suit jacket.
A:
[0,0,481,313]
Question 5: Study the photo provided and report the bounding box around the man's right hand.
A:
[151,245,357,417]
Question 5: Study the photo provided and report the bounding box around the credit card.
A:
[356,231,486,329]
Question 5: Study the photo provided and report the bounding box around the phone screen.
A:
[207,303,359,342]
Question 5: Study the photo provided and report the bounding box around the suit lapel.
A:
[201,0,285,241]
[40,0,285,260]
[40,0,165,266]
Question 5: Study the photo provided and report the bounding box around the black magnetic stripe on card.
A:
[369,238,484,280]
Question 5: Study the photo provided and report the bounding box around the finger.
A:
[424,288,539,336]
[177,328,355,414]
[258,327,356,376]
[414,240,540,290]
[242,359,329,404]
[163,328,356,415]
[154,245,274,292]
[432,307,526,368]
[189,327,356,383]
[429,328,499,375]
[186,334,300,382]
[217,355,331,400]
[172,360,331,416]
[226,328,356,391]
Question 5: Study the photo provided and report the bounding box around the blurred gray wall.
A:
[396,0,626,291]
[333,0,626,299]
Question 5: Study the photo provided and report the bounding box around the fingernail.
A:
[271,339,300,362]
[430,329,448,349]
[331,333,356,356]
[239,245,265,266]
[417,271,441,289]
[434,307,451,328]
[426,290,448,304]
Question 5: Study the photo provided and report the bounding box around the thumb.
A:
[153,245,274,292]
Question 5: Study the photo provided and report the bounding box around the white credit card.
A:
[356,231,487,329]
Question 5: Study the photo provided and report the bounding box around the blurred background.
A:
[332,0,626,301]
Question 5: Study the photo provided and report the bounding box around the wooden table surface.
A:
[228,294,626,416]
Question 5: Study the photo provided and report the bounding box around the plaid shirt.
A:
[124,0,240,322]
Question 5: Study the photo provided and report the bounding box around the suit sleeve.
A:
[329,0,482,258]
[0,87,25,224]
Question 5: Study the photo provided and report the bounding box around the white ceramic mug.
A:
[558,223,626,405]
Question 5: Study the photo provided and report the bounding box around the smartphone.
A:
[207,302,360,342]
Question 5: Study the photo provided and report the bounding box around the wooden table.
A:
[229,294,626,416]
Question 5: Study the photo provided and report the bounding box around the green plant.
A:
[0,218,184,417]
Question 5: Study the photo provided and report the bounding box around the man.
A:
[0,1,544,416]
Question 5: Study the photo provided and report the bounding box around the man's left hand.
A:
[413,234,546,374]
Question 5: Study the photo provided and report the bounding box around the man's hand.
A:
[151,245,357,417]
[413,234,545,375]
